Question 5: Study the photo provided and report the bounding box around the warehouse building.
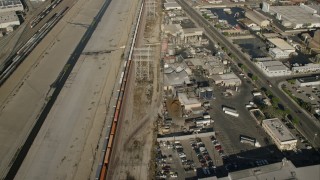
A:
[178,92,201,111]
[164,2,181,11]
[245,10,270,27]
[212,72,241,86]
[0,0,23,13]
[296,76,320,87]
[181,28,203,44]
[267,38,295,53]
[0,11,19,29]
[219,159,320,180]
[262,118,297,151]
[291,63,320,73]
[164,65,191,91]
[262,2,320,29]
[269,48,291,59]
[256,60,291,77]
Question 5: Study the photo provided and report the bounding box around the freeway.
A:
[176,0,320,148]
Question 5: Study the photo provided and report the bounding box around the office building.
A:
[262,118,297,151]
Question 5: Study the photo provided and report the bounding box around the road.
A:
[176,0,320,148]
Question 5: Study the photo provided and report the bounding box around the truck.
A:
[222,106,239,117]
[252,92,262,96]
[224,110,239,117]
[195,119,212,126]
[240,135,261,147]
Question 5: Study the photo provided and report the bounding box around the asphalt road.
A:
[176,0,320,148]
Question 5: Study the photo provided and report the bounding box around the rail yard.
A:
[0,7,68,85]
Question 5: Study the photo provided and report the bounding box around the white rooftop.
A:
[269,5,320,26]
[227,159,320,180]
[0,0,22,7]
[269,47,283,53]
[260,60,289,71]
[219,73,240,80]
[261,60,284,67]
[178,93,200,106]
[268,38,295,51]
[164,2,181,9]
[263,118,296,142]
[182,28,203,36]
[0,11,18,24]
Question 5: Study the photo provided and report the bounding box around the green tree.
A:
[252,75,258,81]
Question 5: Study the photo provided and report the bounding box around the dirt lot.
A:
[106,1,162,179]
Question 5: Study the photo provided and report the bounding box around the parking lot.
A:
[156,135,231,179]
[207,70,271,156]
[283,81,320,107]
[233,38,269,59]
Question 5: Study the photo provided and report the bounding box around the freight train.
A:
[97,2,144,180]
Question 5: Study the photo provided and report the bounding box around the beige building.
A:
[212,73,241,86]
[178,92,201,111]
[0,11,20,29]
[262,118,297,151]
[245,10,270,27]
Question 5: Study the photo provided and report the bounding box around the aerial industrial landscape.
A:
[0,0,319,179]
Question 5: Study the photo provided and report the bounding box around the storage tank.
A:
[206,87,213,99]
[199,88,206,99]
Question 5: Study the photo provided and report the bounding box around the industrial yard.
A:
[155,0,320,179]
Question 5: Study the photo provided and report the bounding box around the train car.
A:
[107,134,114,148]
[110,122,117,135]
[114,109,119,122]
[99,165,107,180]
[104,148,111,165]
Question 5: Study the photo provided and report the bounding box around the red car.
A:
[215,145,222,151]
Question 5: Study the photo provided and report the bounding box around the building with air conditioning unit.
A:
[262,118,297,151]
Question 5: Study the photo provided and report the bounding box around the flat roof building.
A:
[0,0,24,13]
[262,118,297,151]
[212,72,241,86]
[296,75,320,87]
[269,48,291,59]
[291,63,320,73]
[256,60,291,77]
[262,2,320,29]
[181,28,203,44]
[245,10,270,27]
[0,11,19,29]
[267,38,295,53]
[164,2,181,11]
[199,159,320,180]
[217,159,320,180]
[178,92,201,111]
